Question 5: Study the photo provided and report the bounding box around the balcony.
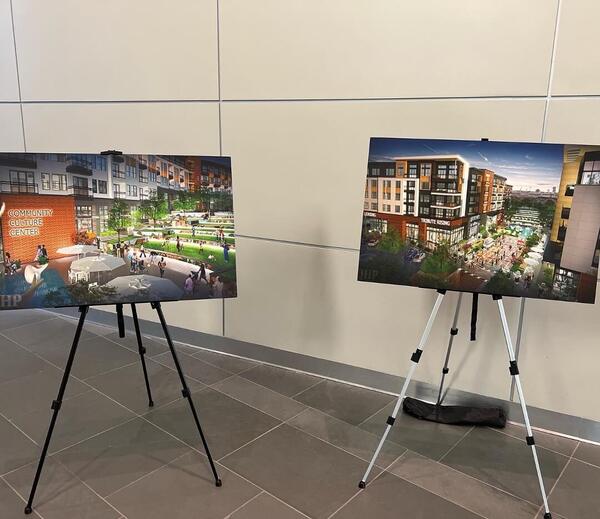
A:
[0,153,37,169]
[0,181,39,194]
[68,185,93,198]
[66,156,93,176]
[113,191,125,199]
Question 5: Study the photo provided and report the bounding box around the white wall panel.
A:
[226,237,600,421]
[0,0,19,101]
[545,98,600,145]
[220,0,557,100]
[225,236,524,405]
[222,99,546,248]
[551,0,600,95]
[13,0,219,101]
[0,104,24,150]
[22,102,220,154]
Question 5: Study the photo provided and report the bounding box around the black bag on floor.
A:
[403,396,506,428]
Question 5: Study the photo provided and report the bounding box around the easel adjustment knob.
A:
[509,361,519,376]
[526,435,535,446]
[442,367,449,374]
[450,328,458,336]
[51,400,61,411]
[386,416,396,426]
[411,350,423,363]
[181,388,190,398]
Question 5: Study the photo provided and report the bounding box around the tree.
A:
[173,192,197,212]
[421,240,457,275]
[485,271,519,296]
[377,226,405,254]
[140,191,168,226]
[107,200,131,241]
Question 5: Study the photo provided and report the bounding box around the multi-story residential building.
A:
[0,153,192,235]
[364,156,510,248]
[546,146,600,301]
[186,157,233,194]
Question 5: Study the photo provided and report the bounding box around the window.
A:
[9,170,34,185]
[395,205,401,213]
[448,164,458,179]
[406,203,415,213]
[98,180,107,194]
[72,176,88,188]
[149,171,157,183]
[565,185,575,196]
[139,171,148,183]
[383,204,391,212]
[419,207,430,216]
[407,181,415,189]
[112,163,124,178]
[421,181,430,190]
[371,202,377,210]
[408,164,418,178]
[582,160,600,185]
[421,163,432,176]
[395,192,401,200]
[434,208,445,218]
[420,194,430,203]
[437,164,447,178]
[371,167,380,176]
[51,174,67,191]
[126,164,137,179]
[76,205,92,217]
[406,223,419,241]
[92,179,98,193]
[127,184,138,197]
[41,173,50,190]
[364,202,369,210]
[561,207,571,219]
[385,168,395,176]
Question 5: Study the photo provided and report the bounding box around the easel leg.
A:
[436,292,463,406]
[494,295,552,519]
[130,303,154,407]
[359,290,446,488]
[25,306,89,515]
[151,302,222,487]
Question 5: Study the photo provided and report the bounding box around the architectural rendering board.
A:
[358,138,600,303]
[0,153,236,310]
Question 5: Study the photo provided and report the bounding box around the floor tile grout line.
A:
[356,396,397,427]
[437,425,475,463]
[489,425,576,460]
[327,451,404,519]
[103,449,193,499]
[289,378,325,399]
[1,474,45,518]
[223,490,264,518]
[0,315,58,335]
[538,440,579,516]
[0,410,41,447]
[53,457,128,519]
[390,448,545,514]
[283,406,409,465]
[284,414,407,471]
[217,422,286,462]
[383,468,490,519]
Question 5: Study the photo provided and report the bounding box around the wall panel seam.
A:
[8,0,26,151]
[541,0,562,142]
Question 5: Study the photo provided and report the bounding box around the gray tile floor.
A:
[0,310,598,519]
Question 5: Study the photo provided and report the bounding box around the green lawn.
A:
[145,239,236,272]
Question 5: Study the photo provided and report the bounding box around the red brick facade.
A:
[0,194,77,264]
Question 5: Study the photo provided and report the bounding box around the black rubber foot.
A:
[543,513,552,519]
[358,481,366,489]
[148,401,154,408]
[215,478,222,487]
[24,506,32,514]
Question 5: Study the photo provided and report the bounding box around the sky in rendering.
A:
[369,138,564,192]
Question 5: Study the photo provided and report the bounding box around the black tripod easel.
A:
[24,301,221,515]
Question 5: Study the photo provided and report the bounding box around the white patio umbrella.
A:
[57,244,99,257]
[71,254,125,273]
[527,251,543,260]
[103,274,183,302]
[531,244,545,254]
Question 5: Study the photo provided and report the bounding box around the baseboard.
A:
[52,306,600,445]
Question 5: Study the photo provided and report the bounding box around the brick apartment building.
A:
[363,155,509,248]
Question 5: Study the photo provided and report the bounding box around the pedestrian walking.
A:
[158,257,166,278]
